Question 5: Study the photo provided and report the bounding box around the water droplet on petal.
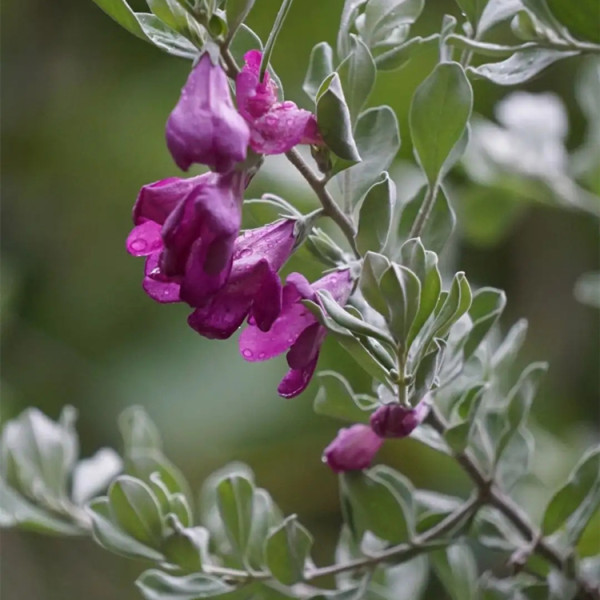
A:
[130,239,147,252]
[258,352,266,359]
[242,348,253,358]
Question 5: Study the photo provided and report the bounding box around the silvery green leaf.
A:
[356,173,395,255]
[304,42,334,102]
[119,406,162,454]
[379,264,421,347]
[462,287,506,359]
[337,35,376,123]
[318,290,395,345]
[478,0,522,35]
[87,496,165,561]
[341,470,411,543]
[108,476,164,547]
[136,14,199,59]
[334,106,400,208]
[370,465,416,535]
[397,185,456,254]
[399,239,442,346]
[411,424,451,455]
[216,474,254,557]
[1,406,78,503]
[359,251,392,316]
[362,0,425,47]
[162,522,209,572]
[0,478,82,535]
[496,427,534,491]
[410,62,473,185]
[265,515,313,585]
[337,0,368,59]
[414,489,463,533]
[91,0,149,39]
[542,446,600,544]
[147,0,199,38]
[135,570,236,600]
[225,0,256,41]
[469,49,577,86]
[229,23,263,67]
[314,371,375,424]
[374,35,433,71]
[304,300,394,387]
[71,448,122,505]
[432,543,478,600]
[246,488,283,569]
[429,272,473,340]
[455,0,489,28]
[494,362,547,463]
[198,462,254,550]
[317,73,361,161]
[372,555,429,600]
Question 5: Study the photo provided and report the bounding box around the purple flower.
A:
[236,50,322,155]
[188,219,297,339]
[166,53,250,173]
[126,171,245,307]
[323,425,383,473]
[370,400,430,438]
[239,269,352,398]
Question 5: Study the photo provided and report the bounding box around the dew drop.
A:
[130,239,147,252]
[242,348,253,358]
[258,352,266,359]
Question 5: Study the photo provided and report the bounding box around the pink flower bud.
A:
[370,401,429,438]
[323,425,383,473]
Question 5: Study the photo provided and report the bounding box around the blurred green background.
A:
[1,0,598,598]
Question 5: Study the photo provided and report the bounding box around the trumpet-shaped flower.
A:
[239,269,352,398]
[236,50,321,155]
[323,425,383,473]
[188,219,297,339]
[126,171,244,307]
[166,53,250,173]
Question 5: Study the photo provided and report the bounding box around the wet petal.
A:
[127,221,163,257]
[277,352,320,398]
[323,425,383,473]
[166,53,249,172]
[187,290,252,339]
[251,263,283,332]
[133,177,202,226]
[286,322,324,369]
[239,301,316,362]
[142,254,180,303]
[250,103,318,155]
[236,50,278,121]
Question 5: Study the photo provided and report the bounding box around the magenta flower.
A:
[239,269,352,398]
[166,53,250,173]
[126,171,245,307]
[370,400,430,438]
[188,219,297,339]
[236,50,322,155]
[323,425,383,473]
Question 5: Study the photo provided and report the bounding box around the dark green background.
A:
[2,0,598,598]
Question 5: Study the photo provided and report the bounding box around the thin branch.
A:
[286,148,360,257]
[408,180,440,240]
[427,405,598,596]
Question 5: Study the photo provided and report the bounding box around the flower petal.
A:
[323,425,383,473]
[127,221,163,257]
[286,322,324,369]
[251,263,283,332]
[239,301,315,362]
[249,103,318,155]
[277,352,320,398]
[166,53,249,172]
[187,289,252,339]
[236,50,278,121]
[142,254,180,303]
[133,177,201,226]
